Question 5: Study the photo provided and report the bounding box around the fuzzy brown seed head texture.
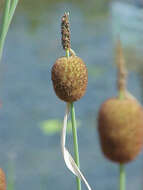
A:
[98,97,143,163]
[61,13,70,50]
[0,168,6,190]
[51,56,88,102]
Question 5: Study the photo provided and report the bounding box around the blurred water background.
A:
[0,0,143,189]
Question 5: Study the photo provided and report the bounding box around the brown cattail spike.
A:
[98,97,143,163]
[52,56,88,102]
[0,168,6,190]
[98,40,143,164]
[61,12,70,50]
[116,40,127,99]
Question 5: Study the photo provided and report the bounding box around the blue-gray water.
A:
[0,0,143,189]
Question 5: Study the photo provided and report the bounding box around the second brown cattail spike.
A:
[97,40,143,164]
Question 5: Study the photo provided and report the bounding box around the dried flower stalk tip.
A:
[61,12,70,50]
[116,40,127,95]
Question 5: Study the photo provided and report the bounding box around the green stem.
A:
[65,49,81,190]
[65,48,70,58]
[119,163,125,190]
[0,0,11,61]
[70,102,81,190]
[119,90,125,100]
[119,92,126,190]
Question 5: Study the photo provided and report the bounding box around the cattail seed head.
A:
[51,56,88,102]
[0,168,6,190]
[98,97,143,163]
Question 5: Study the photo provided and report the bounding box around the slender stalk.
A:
[119,92,126,190]
[65,49,81,190]
[0,0,11,61]
[70,102,81,190]
[119,164,125,190]
[117,40,126,190]
[65,49,70,58]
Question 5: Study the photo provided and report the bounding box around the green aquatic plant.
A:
[40,119,80,135]
[97,40,143,190]
[0,0,19,61]
[51,13,92,190]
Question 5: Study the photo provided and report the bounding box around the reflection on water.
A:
[0,0,143,190]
